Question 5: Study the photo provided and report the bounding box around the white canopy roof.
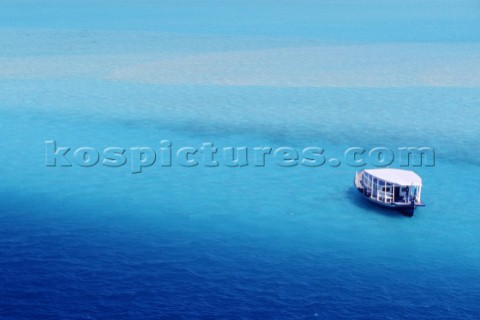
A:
[364,169,422,186]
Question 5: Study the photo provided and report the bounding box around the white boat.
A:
[354,168,425,216]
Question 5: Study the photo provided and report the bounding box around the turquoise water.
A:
[1,1,480,319]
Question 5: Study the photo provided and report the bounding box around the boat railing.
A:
[377,190,393,203]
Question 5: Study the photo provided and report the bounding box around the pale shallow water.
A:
[1,1,480,319]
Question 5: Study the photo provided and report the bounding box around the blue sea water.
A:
[1,1,480,319]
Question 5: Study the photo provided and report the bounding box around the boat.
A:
[354,168,425,216]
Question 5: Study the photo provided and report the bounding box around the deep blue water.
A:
[1,1,480,319]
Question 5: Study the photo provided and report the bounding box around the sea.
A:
[1,1,479,319]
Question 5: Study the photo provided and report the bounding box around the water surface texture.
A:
[1,1,480,319]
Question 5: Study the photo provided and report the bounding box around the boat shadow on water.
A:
[346,187,413,218]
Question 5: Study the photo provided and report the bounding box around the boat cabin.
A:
[355,168,423,206]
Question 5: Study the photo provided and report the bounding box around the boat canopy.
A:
[364,169,422,186]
